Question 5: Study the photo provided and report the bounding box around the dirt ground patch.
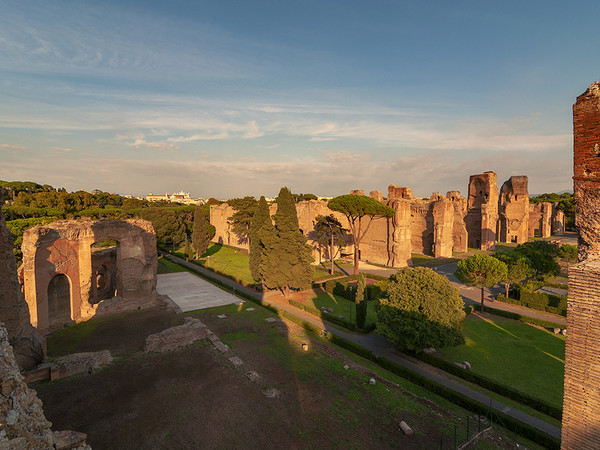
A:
[36,305,536,449]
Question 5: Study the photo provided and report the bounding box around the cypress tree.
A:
[355,272,367,329]
[261,187,314,296]
[192,206,210,259]
[249,196,270,281]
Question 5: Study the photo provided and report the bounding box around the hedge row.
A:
[497,293,567,317]
[288,298,376,334]
[484,303,565,329]
[414,351,562,420]
[323,276,388,302]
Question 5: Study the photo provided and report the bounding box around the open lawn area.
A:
[435,313,565,410]
[290,288,378,326]
[157,256,187,274]
[170,243,334,285]
[33,305,540,449]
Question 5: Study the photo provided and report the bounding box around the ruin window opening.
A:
[90,240,119,304]
[47,274,72,329]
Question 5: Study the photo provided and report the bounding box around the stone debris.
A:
[264,317,278,323]
[343,365,350,370]
[217,314,227,319]
[302,343,309,351]
[207,332,220,342]
[245,370,261,382]
[211,340,230,353]
[52,350,113,378]
[399,421,414,436]
[53,430,90,450]
[0,324,91,449]
[422,347,436,354]
[262,388,282,398]
[144,317,208,353]
[561,329,567,336]
[327,308,334,313]
[553,328,561,334]
[454,362,468,370]
[463,361,472,370]
[369,378,376,385]
[245,307,256,311]
[228,356,244,367]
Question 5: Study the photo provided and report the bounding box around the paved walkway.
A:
[161,253,561,440]
[157,272,243,312]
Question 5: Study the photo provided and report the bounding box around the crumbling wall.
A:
[210,203,249,249]
[498,176,530,244]
[21,219,160,335]
[432,198,454,258]
[387,199,411,268]
[410,202,433,255]
[0,192,44,370]
[562,80,600,449]
[447,191,468,253]
[528,202,553,238]
[0,324,91,449]
[465,171,498,250]
[388,185,416,200]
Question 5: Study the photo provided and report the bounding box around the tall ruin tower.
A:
[562,81,600,448]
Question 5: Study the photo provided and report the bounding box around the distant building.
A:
[146,191,205,205]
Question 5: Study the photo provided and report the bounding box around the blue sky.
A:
[0,0,597,199]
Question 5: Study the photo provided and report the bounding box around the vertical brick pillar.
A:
[562,81,600,449]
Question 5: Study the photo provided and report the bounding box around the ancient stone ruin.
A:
[211,171,565,268]
[562,81,600,448]
[20,219,162,334]
[0,191,45,370]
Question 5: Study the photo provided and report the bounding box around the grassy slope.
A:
[436,313,565,409]
[292,288,378,326]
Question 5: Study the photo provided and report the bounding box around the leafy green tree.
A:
[259,187,314,296]
[139,208,187,246]
[558,244,578,265]
[377,267,465,351]
[328,194,395,275]
[455,254,508,311]
[493,252,532,298]
[355,272,367,329]
[184,238,191,261]
[513,240,560,279]
[313,214,346,274]
[249,196,270,281]
[192,206,210,258]
[228,196,258,244]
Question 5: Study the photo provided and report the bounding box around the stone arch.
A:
[21,219,160,334]
[47,274,72,330]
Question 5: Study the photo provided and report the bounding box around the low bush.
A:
[484,303,565,329]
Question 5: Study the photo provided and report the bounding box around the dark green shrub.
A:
[324,279,335,294]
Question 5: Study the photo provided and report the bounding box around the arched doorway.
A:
[47,274,71,327]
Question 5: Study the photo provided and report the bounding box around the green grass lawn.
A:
[292,288,378,326]
[157,256,187,274]
[435,313,565,409]
[171,243,335,285]
[411,253,460,267]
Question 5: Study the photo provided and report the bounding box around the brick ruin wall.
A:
[21,219,162,335]
[210,173,564,267]
[0,192,45,370]
[498,176,530,244]
[562,80,600,449]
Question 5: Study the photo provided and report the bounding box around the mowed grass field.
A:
[171,243,334,285]
[435,313,565,410]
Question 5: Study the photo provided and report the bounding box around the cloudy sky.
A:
[1,0,597,199]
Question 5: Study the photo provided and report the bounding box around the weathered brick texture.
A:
[562,81,600,449]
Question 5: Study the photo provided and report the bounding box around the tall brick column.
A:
[562,81,600,448]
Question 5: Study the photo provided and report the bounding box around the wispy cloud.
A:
[1,143,28,152]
